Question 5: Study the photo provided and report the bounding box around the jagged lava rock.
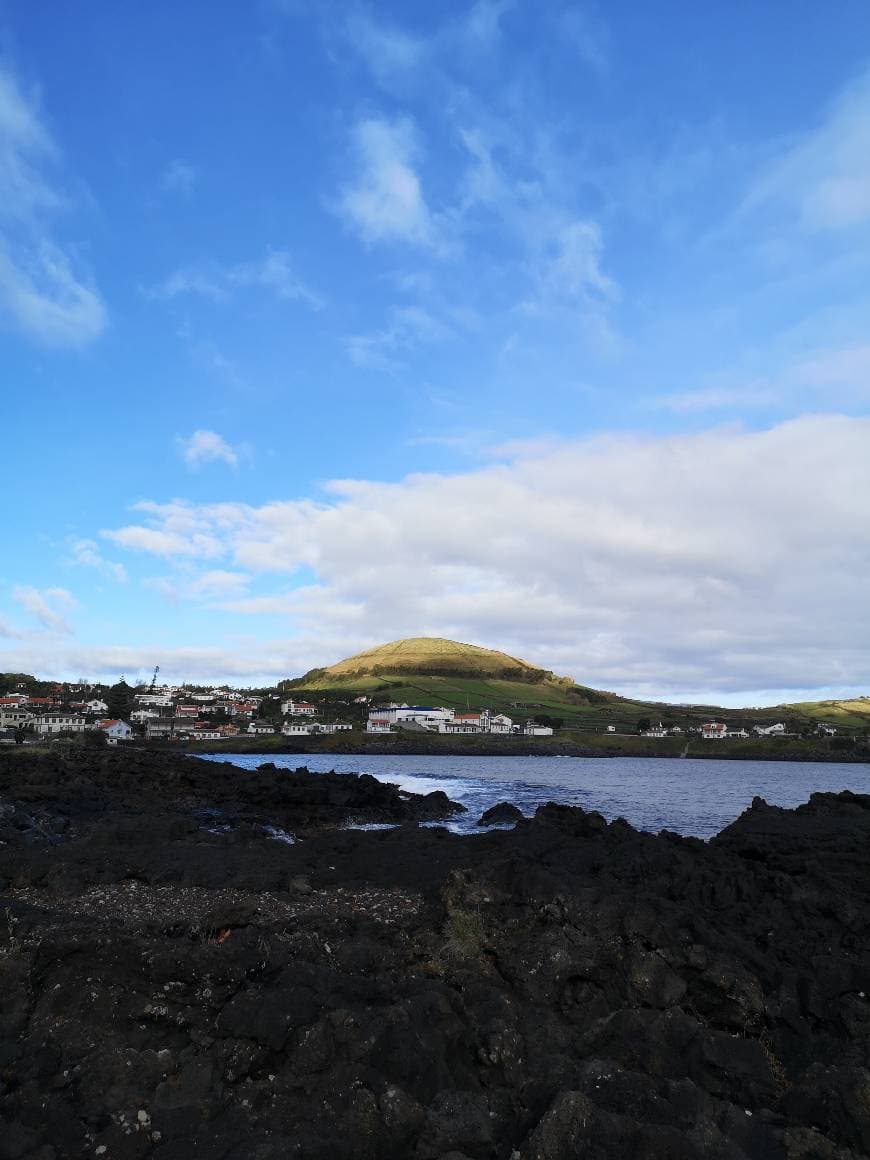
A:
[1,750,869,1159]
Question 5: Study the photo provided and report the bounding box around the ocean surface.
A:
[199,752,870,839]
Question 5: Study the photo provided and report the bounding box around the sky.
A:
[2,0,870,705]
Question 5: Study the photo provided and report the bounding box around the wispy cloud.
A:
[527,219,618,310]
[0,64,106,346]
[338,116,437,248]
[0,616,26,639]
[793,343,870,395]
[655,386,780,413]
[462,0,514,49]
[747,68,870,231]
[557,7,609,74]
[147,568,252,602]
[66,538,127,582]
[177,429,242,470]
[344,9,425,91]
[346,305,452,370]
[160,159,196,196]
[146,249,322,308]
[12,585,77,634]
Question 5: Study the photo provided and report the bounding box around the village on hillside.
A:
[0,672,841,746]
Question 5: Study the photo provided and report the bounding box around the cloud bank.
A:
[92,414,870,698]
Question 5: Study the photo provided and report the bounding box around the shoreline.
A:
[178,730,870,763]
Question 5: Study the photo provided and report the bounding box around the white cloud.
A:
[347,305,452,370]
[99,415,870,698]
[161,159,196,196]
[0,242,106,347]
[105,520,222,560]
[0,641,320,685]
[344,9,425,90]
[67,538,128,582]
[462,0,513,48]
[748,68,870,230]
[794,344,870,396]
[0,616,26,639]
[655,385,780,413]
[227,250,323,307]
[12,585,77,634]
[148,569,252,602]
[146,250,321,308]
[0,65,106,346]
[147,267,227,302]
[338,116,436,247]
[177,429,240,471]
[534,219,617,305]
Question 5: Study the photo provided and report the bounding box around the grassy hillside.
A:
[280,637,869,735]
[780,696,870,729]
[304,636,549,681]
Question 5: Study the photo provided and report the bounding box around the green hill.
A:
[314,636,550,681]
[280,637,869,735]
[780,696,870,729]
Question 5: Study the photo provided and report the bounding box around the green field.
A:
[275,637,870,735]
[282,671,866,735]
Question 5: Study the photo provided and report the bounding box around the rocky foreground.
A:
[1,750,869,1159]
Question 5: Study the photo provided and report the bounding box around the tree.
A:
[534,714,563,730]
[636,717,652,734]
[106,679,134,721]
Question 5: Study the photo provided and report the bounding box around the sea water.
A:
[198,752,870,839]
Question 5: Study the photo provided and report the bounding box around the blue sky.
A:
[2,1,870,703]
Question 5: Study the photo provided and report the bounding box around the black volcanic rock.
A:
[1,750,870,1158]
[477,800,523,826]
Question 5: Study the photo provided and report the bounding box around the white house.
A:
[753,723,786,737]
[32,714,87,735]
[701,722,728,739]
[281,700,317,716]
[489,714,513,734]
[523,722,553,737]
[441,719,484,734]
[248,721,276,734]
[85,699,108,714]
[641,724,668,738]
[281,722,311,736]
[131,708,160,723]
[367,717,394,734]
[99,719,133,741]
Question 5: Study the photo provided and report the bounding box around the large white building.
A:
[368,704,515,735]
[367,704,455,733]
[281,699,317,716]
[32,714,88,735]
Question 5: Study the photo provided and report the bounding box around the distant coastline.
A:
[180,730,870,764]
